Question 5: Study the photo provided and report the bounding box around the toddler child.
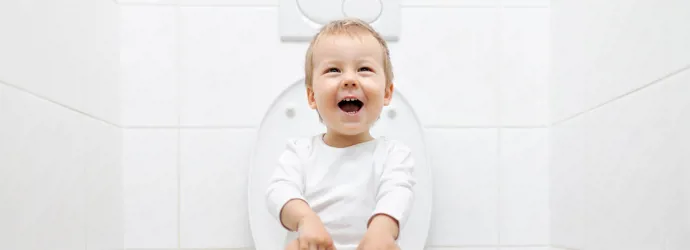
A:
[265,18,416,250]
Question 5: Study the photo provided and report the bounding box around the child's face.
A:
[307,33,393,137]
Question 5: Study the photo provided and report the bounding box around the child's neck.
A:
[322,130,374,148]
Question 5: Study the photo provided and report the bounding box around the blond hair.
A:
[304,18,394,89]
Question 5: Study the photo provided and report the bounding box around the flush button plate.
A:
[279,0,401,41]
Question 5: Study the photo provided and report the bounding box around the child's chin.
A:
[336,123,370,134]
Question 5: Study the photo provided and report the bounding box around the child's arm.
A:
[368,143,416,239]
[279,198,314,231]
[265,140,308,230]
[367,213,401,239]
[266,140,335,250]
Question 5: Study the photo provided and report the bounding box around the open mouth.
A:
[338,98,364,114]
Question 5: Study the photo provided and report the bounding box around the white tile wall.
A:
[549,118,586,249]
[426,129,499,245]
[550,0,690,122]
[179,7,307,127]
[581,69,689,250]
[123,129,179,248]
[0,0,121,124]
[392,8,500,126]
[0,84,122,250]
[0,85,85,249]
[121,5,179,127]
[498,8,549,127]
[499,129,549,245]
[549,0,690,250]
[0,0,123,249]
[179,129,256,248]
[85,123,124,250]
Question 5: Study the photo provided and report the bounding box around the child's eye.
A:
[326,68,340,73]
[358,67,373,72]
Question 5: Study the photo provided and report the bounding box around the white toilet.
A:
[248,79,432,250]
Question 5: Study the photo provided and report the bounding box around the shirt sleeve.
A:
[370,142,416,230]
[265,139,307,230]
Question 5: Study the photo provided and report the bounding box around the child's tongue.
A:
[340,102,360,113]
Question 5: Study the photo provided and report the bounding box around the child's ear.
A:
[383,82,394,106]
[307,86,317,109]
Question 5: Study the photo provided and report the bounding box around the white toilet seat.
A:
[248,79,432,250]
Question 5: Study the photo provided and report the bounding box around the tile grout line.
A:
[495,1,504,245]
[0,79,121,128]
[173,0,182,247]
[552,64,690,126]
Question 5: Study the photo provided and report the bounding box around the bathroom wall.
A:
[549,0,690,250]
[0,0,123,250]
[119,0,551,250]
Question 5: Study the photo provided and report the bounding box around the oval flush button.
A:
[297,0,345,25]
[342,0,383,23]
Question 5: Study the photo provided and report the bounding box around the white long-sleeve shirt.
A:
[265,134,416,249]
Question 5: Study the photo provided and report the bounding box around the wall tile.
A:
[499,129,549,245]
[0,0,120,124]
[85,125,123,250]
[498,8,549,126]
[179,129,256,248]
[392,8,499,127]
[550,0,690,122]
[120,6,178,127]
[663,170,690,250]
[123,129,179,248]
[179,7,307,127]
[0,85,89,249]
[579,69,690,250]
[548,118,586,249]
[425,129,499,245]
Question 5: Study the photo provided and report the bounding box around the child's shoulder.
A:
[281,134,320,155]
[376,136,413,155]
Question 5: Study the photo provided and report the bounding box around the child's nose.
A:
[341,71,359,87]
[340,79,358,89]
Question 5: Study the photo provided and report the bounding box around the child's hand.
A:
[356,230,399,250]
[357,214,401,250]
[295,213,336,250]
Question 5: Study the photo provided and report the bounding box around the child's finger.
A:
[299,238,309,250]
